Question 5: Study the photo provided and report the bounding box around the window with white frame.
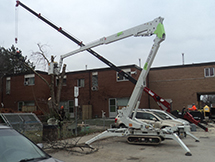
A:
[116,68,131,82]
[18,101,35,111]
[92,72,98,90]
[204,67,214,77]
[77,78,85,87]
[6,77,11,94]
[24,74,35,85]
[59,101,74,114]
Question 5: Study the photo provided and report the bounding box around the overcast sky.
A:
[1,0,215,72]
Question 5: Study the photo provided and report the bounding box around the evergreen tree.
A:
[0,45,35,76]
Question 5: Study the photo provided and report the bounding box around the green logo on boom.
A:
[144,63,148,70]
[117,31,123,37]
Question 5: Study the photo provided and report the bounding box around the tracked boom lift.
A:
[16,1,201,155]
[15,1,207,133]
[51,16,192,155]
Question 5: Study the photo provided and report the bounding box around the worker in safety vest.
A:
[188,103,197,111]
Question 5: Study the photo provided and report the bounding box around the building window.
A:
[117,98,129,109]
[77,78,85,87]
[24,74,35,85]
[68,100,74,113]
[18,101,24,111]
[17,101,35,112]
[6,77,11,94]
[116,68,131,82]
[59,101,74,115]
[56,75,67,86]
[92,72,98,90]
[204,67,214,77]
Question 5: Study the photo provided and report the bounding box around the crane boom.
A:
[59,17,164,72]
[15,0,137,84]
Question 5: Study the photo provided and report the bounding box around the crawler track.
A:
[127,135,162,145]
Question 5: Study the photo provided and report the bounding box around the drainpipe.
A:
[0,75,4,107]
[88,70,91,103]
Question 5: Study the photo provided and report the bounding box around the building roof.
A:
[151,61,215,71]
[3,61,215,77]
[66,64,142,74]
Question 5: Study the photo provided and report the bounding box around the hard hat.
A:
[61,106,64,109]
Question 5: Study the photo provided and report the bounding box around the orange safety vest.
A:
[189,105,197,111]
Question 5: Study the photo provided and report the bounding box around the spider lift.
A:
[16,1,204,155]
[15,1,208,133]
[60,17,194,156]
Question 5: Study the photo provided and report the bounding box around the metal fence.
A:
[0,113,43,133]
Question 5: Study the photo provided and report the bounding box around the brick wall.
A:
[2,62,214,117]
[1,72,50,112]
[148,63,215,111]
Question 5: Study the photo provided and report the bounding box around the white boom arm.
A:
[118,35,165,130]
[55,17,165,74]
[77,17,192,156]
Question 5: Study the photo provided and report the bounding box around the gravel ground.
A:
[49,124,215,162]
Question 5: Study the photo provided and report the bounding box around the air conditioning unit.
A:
[24,81,29,85]
[91,86,98,91]
[131,71,137,75]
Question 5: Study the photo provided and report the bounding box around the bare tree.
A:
[30,43,51,71]
[201,95,215,106]
[28,44,98,154]
[26,44,66,119]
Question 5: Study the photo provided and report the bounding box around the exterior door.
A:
[109,98,117,118]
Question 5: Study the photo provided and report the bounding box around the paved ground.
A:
[49,124,215,162]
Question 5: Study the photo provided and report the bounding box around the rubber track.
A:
[127,135,161,145]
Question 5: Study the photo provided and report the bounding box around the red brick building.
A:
[1,62,215,118]
[0,72,51,113]
[0,65,147,118]
[148,62,215,110]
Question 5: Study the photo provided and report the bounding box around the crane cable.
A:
[15,3,19,44]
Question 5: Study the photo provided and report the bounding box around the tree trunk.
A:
[56,64,66,104]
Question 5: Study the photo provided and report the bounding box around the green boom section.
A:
[154,23,165,39]
[144,63,148,70]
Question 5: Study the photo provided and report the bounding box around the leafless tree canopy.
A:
[201,95,215,105]
[30,43,55,71]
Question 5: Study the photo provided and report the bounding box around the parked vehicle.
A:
[115,109,184,129]
[141,109,190,127]
[0,124,63,162]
